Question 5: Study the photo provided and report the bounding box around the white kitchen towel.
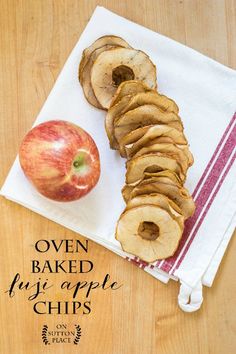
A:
[1,6,235,311]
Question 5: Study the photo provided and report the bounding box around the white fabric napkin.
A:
[1,6,235,312]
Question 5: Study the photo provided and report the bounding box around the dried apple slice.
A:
[144,138,194,166]
[122,171,183,203]
[124,125,188,157]
[141,175,185,190]
[122,184,134,203]
[129,180,195,218]
[177,145,194,166]
[119,125,153,157]
[120,91,179,114]
[91,47,157,109]
[132,143,189,174]
[126,153,185,184]
[105,95,133,149]
[121,125,187,157]
[114,104,183,144]
[126,193,183,218]
[79,35,131,82]
[126,193,184,229]
[116,204,182,262]
[81,45,117,109]
[110,80,152,107]
[142,170,183,186]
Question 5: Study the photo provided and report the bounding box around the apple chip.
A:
[142,170,183,186]
[121,125,187,157]
[114,104,183,144]
[144,138,194,166]
[81,45,117,109]
[178,145,194,166]
[91,47,157,109]
[126,193,184,229]
[122,171,184,203]
[126,153,185,185]
[79,35,131,82]
[110,80,152,107]
[141,175,185,190]
[132,143,189,174]
[121,184,134,203]
[105,95,133,149]
[119,125,154,157]
[129,180,195,218]
[116,204,182,262]
[121,91,179,114]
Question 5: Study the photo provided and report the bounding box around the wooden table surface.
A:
[0,1,235,353]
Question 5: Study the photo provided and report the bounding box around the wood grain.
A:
[0,1,235,353]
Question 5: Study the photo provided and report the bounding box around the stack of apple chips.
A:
[105,81,195,262]
[79,36,195,263]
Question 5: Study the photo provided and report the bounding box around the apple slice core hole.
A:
[138,221,159,241]
[112,65,135,87]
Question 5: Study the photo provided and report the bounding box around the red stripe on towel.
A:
[170,151,235,274]
[159,114,236,273]
[192,114,235,199]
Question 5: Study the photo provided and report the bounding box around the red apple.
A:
[19,120,100,202]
